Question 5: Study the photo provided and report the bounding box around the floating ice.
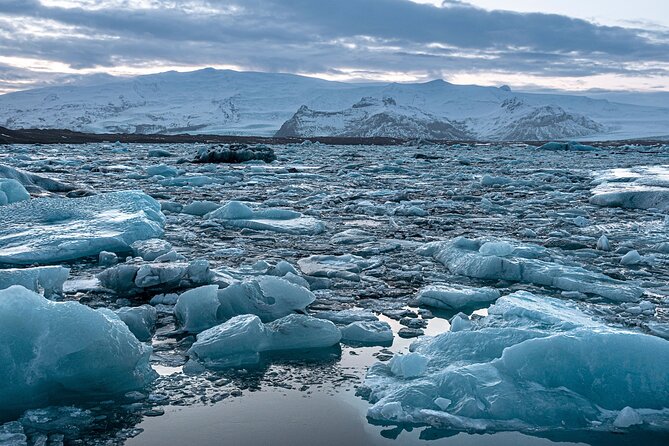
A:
[537,141,597,151]
[312,309,379,325]
[0,164,76,195]
[187,313,340,368]
[0,286,156,419]
[388,353,428,378]
[207,201,325,235]
[0,179,30,205]
[98,260,212,294]
[0,191,165,265]
[130,238,173,261]
[421,237,642,302]
[0,266,69,298]
[590,166,669,210]
[182,200,221,216]
[341,321,393,345]
[297,254,378,281]
[146,164,178,177]
[362,291,669,431]
[621,250,642,266]
[175,276,316,332]
[417,284,500,310]
[192,144,276,164]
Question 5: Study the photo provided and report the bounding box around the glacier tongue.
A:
[0,190,165,265]
[362,291,669,431]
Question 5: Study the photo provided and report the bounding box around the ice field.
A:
[0,141,668,445]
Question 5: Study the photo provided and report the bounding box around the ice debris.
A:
[98,260,212,294]
[192,144,276,164]
[0,191,165,265]
[297,254,378,281]
[0,179,29,205]
[341,321,393,345]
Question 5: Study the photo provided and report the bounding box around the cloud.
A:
[0,0,668,92]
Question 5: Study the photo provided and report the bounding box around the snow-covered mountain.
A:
[0,68,667,140]
[276,97,471,139]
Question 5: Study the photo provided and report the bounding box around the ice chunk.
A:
[98,251,118,266]
[417,284,500,310]
[0,191,165,265]
[115,305,157,342]
[0,286,156,419]
[266,314,341,350]
[174,285,222,333]
[182,200,221,216]
[217,276,315,322]
[0,421,26,445]
[538,141,597,151]
[341,321,393,345]
[362,291,669,431]
[187,314,340,368]
[479,241,514,256]
[621,250,642,266]
[175,277,315,332]
[329,229,376,245]
[98,260,212,294]
[613,407,643,428]
[207,201,325,235]
[297,254,377,281]
[596,235,610,251]
[0,266,69,298]
[0,179,30,205]
[146,164,178,177]
[590,166,669,211]
[130,238,173,261]
[0,164,76,195]
[422,237,642,302]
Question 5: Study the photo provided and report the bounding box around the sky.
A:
[0,0,668,94]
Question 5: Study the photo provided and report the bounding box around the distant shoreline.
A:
[0,126,666,146]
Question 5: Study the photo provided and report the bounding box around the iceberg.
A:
[175,276,316,332]
[297,254,378,281]
[115,305,157,342]
[417,284,500,310]
[187,314,340,368]
[0,266,69,298]
[207,201,325,235]
[0,286,156,419]
[590,165,669,211]
[0,191,165,265]
[0,164,76,195]
[362,291,669,431]
[420,237,642,302]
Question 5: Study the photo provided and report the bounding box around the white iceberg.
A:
[0,191,165,265]
[420,237,642,302]
[362,291,669,431]
[187,313,341,368]
[0,286,156,419]
[207,201,325,235]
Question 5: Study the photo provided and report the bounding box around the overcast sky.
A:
[0,0,668,94]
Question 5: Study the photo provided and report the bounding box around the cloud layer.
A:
[1,0,668,93]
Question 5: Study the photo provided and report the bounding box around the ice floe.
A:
[417,284,501,310]
[207,201,325,235]
[362,291,669,431]
[0,191,165,265]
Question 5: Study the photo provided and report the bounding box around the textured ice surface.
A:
[417,284,500,310]
[175,276,316,332]
[0,164,76,195]
[0,286,156,419]
[188,313,340,368]
[207,201,325,235]
[0,266,69,298]
[115,305,157,342]
[297,254,378,281]
[0,191,165,265]
[421,237,643,302]
[0,179,29,205]
[363,291,669,431]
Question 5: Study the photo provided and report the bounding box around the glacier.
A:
[362,291,669,431]
[0,191,165,265]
